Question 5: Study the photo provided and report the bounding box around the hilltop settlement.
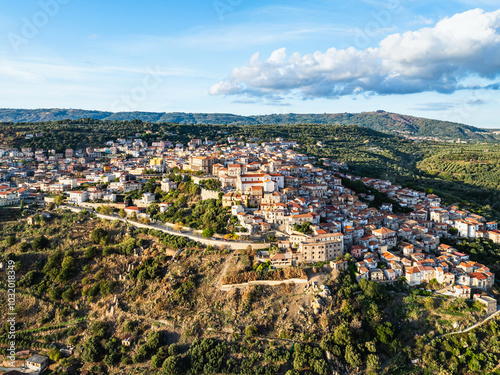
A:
[0,136,497,299]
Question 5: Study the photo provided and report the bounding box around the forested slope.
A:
[1,109,497,141]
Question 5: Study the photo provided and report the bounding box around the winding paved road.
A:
[62,205,269,250]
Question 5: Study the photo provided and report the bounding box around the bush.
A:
[32,235,49,250]
[19,242,30,252]
[91,228,109,244]
[5,235,16,247]
[103,246,115,256]
[62,286,75,302]
[202,228,214,238]
[245,325,258,338]
[84,246,98,259]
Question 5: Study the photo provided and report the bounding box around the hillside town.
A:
[0,136,497,299]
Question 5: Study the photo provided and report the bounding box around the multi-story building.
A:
[371,227,397,248]
[455,219,479,238]
[161,178,177,193]
[68,191,88,204]
[298,233,344,263]
[190,156,217,174]
[237,173,280,193]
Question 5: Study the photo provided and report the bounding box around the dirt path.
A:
[215,252,235,288]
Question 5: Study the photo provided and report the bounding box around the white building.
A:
[161,178,178,193]
[68,191,88,204]
[455,219,479,238]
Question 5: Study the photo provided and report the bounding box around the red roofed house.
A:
[371,227,397,248]
[470,272,494,290]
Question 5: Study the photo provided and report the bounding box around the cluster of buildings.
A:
[0,136,496,292]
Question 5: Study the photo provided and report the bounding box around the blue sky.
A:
[1,0,499,127]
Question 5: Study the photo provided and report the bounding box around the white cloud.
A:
[210,9,500,100]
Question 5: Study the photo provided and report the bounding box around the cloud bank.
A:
[210,9,500,100]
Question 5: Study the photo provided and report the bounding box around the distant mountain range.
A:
[0,108,498,142]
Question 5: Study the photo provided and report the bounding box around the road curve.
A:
[61,205,270,250]
[428,308,500,345]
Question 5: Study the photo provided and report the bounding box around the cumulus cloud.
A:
[210,9,500,100]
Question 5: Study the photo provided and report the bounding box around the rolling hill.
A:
[0,108,498,142]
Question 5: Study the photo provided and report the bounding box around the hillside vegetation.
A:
[2,209,500,374]
[418,149,500,190]
[0,109,498,141]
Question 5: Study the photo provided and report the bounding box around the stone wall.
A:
[220,278,308,291]
[201,188,220,201]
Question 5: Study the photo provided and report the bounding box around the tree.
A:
[62,286,75,302]
[146,330,162,351]
[344,344,362,368]
[424,297,437,310]
[103,246,115,256]
[61,255,76,270]
[92,321,109,337]
[375,322,394,345]
[82,336,103,363]
[267,234,277,242]
[55,195,65,205]
[168,344,178,356]
[365,341,376,353]
[100,205,112,215]
[333,323,351,346]
[49,347,62,361]
[359,279,386,301]
[366,354,380,372]
[162,355,182,375]
[139,217,150,224]
[124,320,138,333]
[119,209,127,219]
[32,235,49,250]
[152,354,163,368]
[202,228,214,238]
[91,228,108,244]
[104,353,120,367]
[294,221,312,234]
